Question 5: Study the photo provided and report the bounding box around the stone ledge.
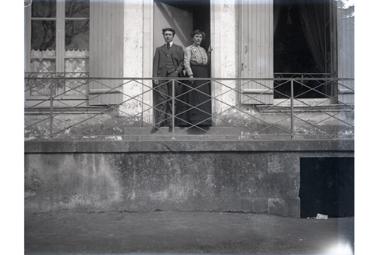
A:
[25,139,354,153]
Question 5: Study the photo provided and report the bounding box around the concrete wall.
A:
[25,140,353,217]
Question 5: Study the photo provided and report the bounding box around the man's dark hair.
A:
[162,28,176,35]
[191,29,206,40]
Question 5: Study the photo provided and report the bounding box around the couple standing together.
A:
[152,27,212,132]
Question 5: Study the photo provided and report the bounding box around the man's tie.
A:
[166,42,170,49]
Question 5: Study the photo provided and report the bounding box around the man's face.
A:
[163,31,174,43]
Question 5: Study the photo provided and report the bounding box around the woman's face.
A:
[193,34,203,45]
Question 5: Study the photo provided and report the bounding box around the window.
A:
[30,0,57,74]
[64,0,89,96]
[273,0,336,99]
[26,0,89,98]
[65,0,89,74]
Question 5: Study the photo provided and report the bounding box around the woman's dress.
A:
[183,44,212,127]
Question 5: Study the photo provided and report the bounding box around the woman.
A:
[183,29,212,127]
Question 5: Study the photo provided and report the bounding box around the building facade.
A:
[24,0,354,217]
[25,0,354,126]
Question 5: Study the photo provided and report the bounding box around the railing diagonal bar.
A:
[290,88,355,128]
[293,79,333,99]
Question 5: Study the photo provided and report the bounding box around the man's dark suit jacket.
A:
[153,44,184,77]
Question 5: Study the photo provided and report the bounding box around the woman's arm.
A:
[184,47,193,77]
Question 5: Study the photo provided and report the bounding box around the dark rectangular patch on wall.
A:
[300,157,354,218]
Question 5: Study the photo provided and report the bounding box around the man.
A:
[152,27,184,132]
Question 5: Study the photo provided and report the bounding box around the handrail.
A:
[25,77,355,81]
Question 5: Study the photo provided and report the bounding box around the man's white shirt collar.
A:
[165,41,174,47]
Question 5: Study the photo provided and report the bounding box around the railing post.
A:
[86,72,90,107]
[49,82,54,138]
[171,79,175,137]
[141,78,144,127]
[290,79,295,139]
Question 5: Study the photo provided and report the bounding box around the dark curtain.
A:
[274,0,334,98]
[274,3,281,34]
[297,0,330,73]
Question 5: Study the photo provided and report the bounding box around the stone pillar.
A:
[142,1,154,124]
[211,0,237,120]
[121,0,153,123]
[121,0,144,118]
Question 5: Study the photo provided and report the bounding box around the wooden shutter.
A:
[239,0,274,105]
[88,0,125,105]
[337,4,354,105]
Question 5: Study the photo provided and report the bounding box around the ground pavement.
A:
[25,211,354,255]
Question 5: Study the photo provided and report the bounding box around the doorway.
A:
[153,0,210,51]
[299,157,354,218]
[153,0,211,127]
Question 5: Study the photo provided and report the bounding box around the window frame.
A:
[236,0,339,106]
[26,1,89,74]
[25,0,90,104]
[271,0,338,104]
[25,1,65,74]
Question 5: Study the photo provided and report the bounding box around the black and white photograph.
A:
[16,0,359,254]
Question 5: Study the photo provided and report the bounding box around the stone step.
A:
[121,126,242,135]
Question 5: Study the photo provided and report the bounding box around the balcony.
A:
[24,73,354,141]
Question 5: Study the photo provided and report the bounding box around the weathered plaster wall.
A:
[25,154,122,211]
[25,140,354,217]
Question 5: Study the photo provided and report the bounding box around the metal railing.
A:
[24,73,354,140]
[274,73,336,99]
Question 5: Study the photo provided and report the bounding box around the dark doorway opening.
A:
[154,0,210,52]
[154,0,211,128]
[273,0,335,98]
[300,157,354,218]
